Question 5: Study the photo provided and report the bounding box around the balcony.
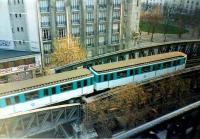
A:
[71,5,80,11]
[99,30,106,34]
[86,43,95,47]
[40,7,49,13]
[86,5,94,10]
[98,41,106,46]
[113,4,121,9]
[113,16,120,21]
[112,29,120,33]
[86,19,94,23]
[44,49,53,54]
[112,40,120,44]
[56,7,65,12]
[56,21,66,27]
[86,31,94,36]
[71,20,80,25]
[99,17,106,22]
[41,22,50,27]
[72,33,80,37]
[99,4,107,9]
[42,36,51,41]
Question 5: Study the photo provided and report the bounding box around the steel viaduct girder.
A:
[55,40,200,73]
[0,104,81,138]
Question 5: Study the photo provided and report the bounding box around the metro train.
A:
[0,52,187,118]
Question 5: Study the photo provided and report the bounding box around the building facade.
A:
[0,0,40,52]
[0,49,41,83]
[38,0,141,65]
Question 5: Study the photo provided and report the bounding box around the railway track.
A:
[186,56,200,68]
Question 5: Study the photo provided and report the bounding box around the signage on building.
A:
[0,63,39,76]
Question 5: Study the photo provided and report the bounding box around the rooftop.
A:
[0,49,40,60]
[0,68,92,97]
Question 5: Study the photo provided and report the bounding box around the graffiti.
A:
[0,40,11,47]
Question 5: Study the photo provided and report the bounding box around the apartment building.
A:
[0,0,40,51]
[38,0,141,65]
[0,0,42,82]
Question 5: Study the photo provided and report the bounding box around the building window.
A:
[86,0,94,9]
[71,0,79,10]
[15,14,18,18]
[113,10,120,20]
[99,11,106,21]
[42,29,51,40]
[41,15,50,27]
[56,15,66,26]
[56,0,65,11]
[72,27,80,37]
[86,25,94,35]
[58,28,66,38]
[113,0,121,8]
[87,12,94,22]
[21,27,23,32]
[112,34,119,43]
[86,38,94,47]
[99,24,106,33]
[39,0,49,12]
[44,43,52,54]
[112,23,119,33]
[71,13,80,24]
[99,0,106,8]
[99,36,106,45]
[17,27,20,32]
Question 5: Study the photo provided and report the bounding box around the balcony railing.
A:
[99,4,107,8]
[86,5,94,10]
[87,19,94,23]
[86,32,94,35]
[112,40,120,44]
[56,21,66,26]
[72,33,80,37]
[42,36,51,41]
[99,30,106,34]
[86,43,94,47]
[112,29,120,33]
[113,4,121,9]
[71,5,80,11]
[40,7,49,12]
[41,22,50,27]
[99,41,106,46]
[113,16,120,20]
[56,7,65,12]
[99,17,106,22]
[71,20,80,24]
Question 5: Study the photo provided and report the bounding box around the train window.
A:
[157,64,162,70]
[90,78,93,85]
[77,81,82,88]
[153,65,157,71]
[163,62,171,69]
[130,70,134,76]
[104,74,108,81]
[25,91,39,101]
[44,89,49,96]
[6,98,11,106]
[61,83,72,92]
[14,95,20,103]
[117,70,127,78]
[83,80,87,87]
[52,87,56,95]
[110,73,114,80]
[142,66,150,73]
[176,59,181,65]
[134,69,139,75]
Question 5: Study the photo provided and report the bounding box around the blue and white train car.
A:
[0,69,94,117]
[89,52,187,91]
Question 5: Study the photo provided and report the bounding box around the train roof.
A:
[92,52,186,72]
[0,68,92,96]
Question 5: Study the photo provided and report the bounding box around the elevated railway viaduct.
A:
[0,40,200,138]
